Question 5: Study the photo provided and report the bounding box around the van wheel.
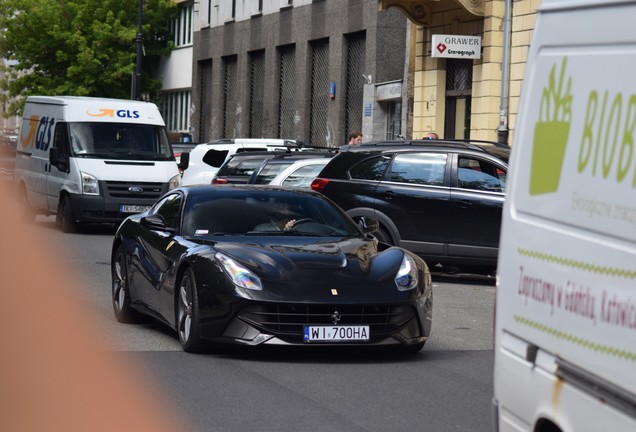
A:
[18,186,36,223]
[58,195,77,233]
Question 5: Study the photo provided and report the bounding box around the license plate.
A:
[304,325,370,342]
[120,204,151,214]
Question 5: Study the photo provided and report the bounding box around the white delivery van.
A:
[14,96,180,232]
[179,138,306,186]
[493,1,636,431]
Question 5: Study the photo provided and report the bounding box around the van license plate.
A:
[304,325,369,342]
[120,204,150,214]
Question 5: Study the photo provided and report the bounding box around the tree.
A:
[0,0,177,116]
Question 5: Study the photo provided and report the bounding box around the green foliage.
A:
[0,0,177,116]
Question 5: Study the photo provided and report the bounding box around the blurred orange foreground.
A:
[0,181,183,432]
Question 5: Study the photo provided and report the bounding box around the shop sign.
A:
[431,34,481,59]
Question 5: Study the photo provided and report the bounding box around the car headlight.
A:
[216,252,262,291]
[80,171,99,195]
[395,253,418,291]
[169,174,180,190]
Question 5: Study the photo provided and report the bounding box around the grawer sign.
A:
[431,34,481,59]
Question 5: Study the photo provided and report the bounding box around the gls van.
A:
[493,1,636,431]
[14,96,180,232]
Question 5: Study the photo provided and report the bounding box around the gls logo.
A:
[86,108,140,119]
[20,115,55,151]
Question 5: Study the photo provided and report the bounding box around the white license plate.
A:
[120,204,151,214]
[304,325,370,342]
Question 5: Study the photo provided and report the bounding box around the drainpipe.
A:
[498,0,512,145]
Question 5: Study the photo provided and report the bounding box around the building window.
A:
[198,60,212,142]
[223,56,239,138]
[171,3,193,47]
[278,45,296,139]
[309,39,330,147]
[249,50,265,137]
[161,90,191,134]
[345,32,365,143]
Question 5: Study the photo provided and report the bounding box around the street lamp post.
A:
[132,0,143,100]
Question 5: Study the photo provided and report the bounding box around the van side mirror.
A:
[49,147,69,173]
[178,152,190,171]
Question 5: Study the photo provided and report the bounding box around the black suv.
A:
[213,149,335,185]
[311,140,510,274]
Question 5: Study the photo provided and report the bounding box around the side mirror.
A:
[49,147,69,173]
[357,216,379,235]
[141,214,176,233]
[178,152,190,171]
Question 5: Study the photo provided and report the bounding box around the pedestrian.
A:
[423,132,439,139]
[347,130,363,145]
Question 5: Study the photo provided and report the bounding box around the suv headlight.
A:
[169,174,180,190]
[216,252,262,291]
[395,254,418,291]
[80,171,99,195]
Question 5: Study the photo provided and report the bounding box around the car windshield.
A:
[69,122,173,161]
[183,189,361,237]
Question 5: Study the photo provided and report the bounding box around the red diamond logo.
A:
[436,43,447,54]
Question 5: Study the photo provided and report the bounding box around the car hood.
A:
[207,236,404,282]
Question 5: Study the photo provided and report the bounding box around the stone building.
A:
[191,0,410,147]
[381,0,541,144]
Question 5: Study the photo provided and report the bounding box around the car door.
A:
[131,192,186,320]
[374,151,451,257]
[448,153,506,260]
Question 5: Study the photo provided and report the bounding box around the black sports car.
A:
[111,185,433,353]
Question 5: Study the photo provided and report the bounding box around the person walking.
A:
[423,132,439,139]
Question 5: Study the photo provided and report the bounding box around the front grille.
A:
[105,181,165,199]
[238,304,417,341]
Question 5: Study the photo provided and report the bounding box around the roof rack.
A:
[356,138,508,154]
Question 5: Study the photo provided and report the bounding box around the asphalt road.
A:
[31,215,497,432]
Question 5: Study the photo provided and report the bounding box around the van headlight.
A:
[395,254,418,291]
[216,252,262,291]
[80,171,99,195]
[169,174,180,190]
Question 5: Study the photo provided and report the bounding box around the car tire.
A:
[111,244,137,323]
[18,185,36,223]
[58,195,77,233]
[177,267,206,353]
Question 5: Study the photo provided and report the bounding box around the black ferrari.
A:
[111,185,433,353]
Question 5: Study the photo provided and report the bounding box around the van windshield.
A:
[69,122,174,161]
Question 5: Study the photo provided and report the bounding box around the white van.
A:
[493,1,636,431]
[179,138,306,186]
[14,96,181,232]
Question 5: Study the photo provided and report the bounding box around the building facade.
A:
[157,0,195,143]
[381,0,540,144]
[191,0,410,147]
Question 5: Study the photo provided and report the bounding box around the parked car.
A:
[212,149,335,185]
[248,152,335,185]
[180,138,307,186]
[269,157,333,188]
[111,184,433,353]
[311,139,510,274]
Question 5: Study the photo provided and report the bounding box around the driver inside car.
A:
[253,200,298,232]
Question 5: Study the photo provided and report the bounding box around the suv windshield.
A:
[69,122,173,161]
